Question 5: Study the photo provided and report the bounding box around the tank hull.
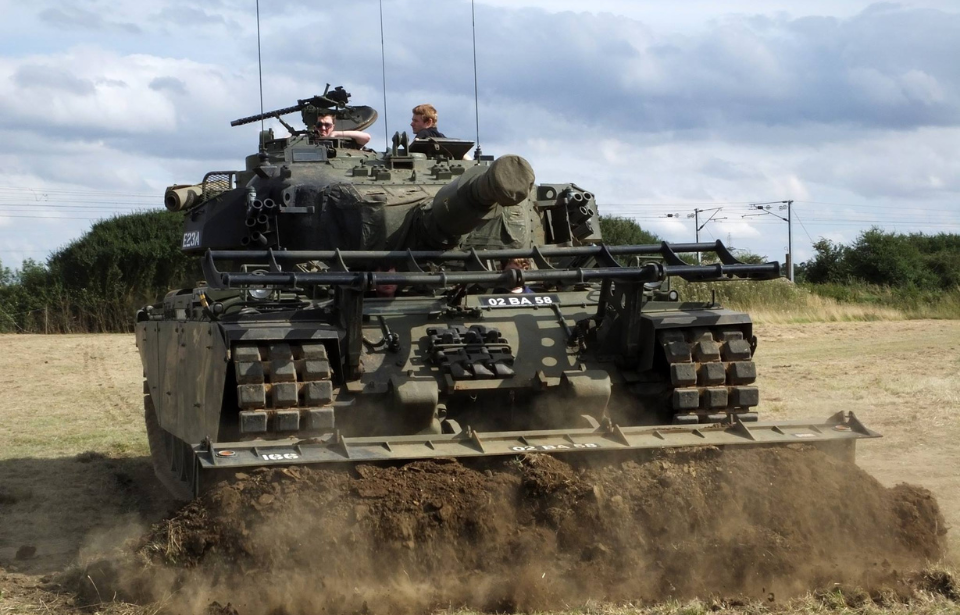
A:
[137,280,879,499]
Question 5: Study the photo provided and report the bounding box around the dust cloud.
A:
[69,445,948,614]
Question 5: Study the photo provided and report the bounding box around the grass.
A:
[1,331,958,615]
[671,278,960,324]
[438,579,960,614]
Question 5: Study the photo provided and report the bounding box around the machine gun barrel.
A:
[230,89,351,127]
[230,103,307,127]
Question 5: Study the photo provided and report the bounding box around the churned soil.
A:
[74,445,948,615]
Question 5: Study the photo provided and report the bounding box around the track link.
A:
[657,327,759,424]
[231,341,337,435]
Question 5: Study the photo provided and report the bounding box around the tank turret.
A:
[178,150,542,254]
[173,88,602,256]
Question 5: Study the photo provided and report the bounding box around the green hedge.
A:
[0,211,198,333]
[799,228,960,291]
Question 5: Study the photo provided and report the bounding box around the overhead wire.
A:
[0,214,114,220]
[0,186,156,197]
[791,206,817,244]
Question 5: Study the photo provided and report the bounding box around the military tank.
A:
[137,86,878,499]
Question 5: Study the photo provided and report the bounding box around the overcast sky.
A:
[1,0,958,271]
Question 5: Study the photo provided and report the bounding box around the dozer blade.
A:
[195,412,878,481]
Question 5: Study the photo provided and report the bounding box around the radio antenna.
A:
[379,0,390,149]
[256,0,265,152]
[471,0,482,159]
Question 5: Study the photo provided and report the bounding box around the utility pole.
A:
[787,199,793,282]
[687,207,725,264]
[742,200,794,281]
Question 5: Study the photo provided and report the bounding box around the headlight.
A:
[247,269,273,300]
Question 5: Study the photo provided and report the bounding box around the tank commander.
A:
[316,113,371,147]
[410,104,446,139]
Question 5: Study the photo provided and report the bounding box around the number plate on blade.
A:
[511,443,599,452]
[258,451,300,461]
[478,294,561,308]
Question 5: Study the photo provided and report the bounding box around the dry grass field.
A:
[0,321,957,614]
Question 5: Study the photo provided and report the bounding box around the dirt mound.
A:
[76,445,948,614]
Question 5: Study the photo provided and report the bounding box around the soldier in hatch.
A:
[316,113,372,147]
[410,104,445,139]
[498,258,533,294]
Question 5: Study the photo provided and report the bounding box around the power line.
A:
[0,187,157,197]
[620,215,960,227]
[0,205,158,211]
[606,201,959,214]
[0,214,109,220]
[0,200,157,207]
[607,207,958,225]
[792,207,816,244]
[604,201,761,207]
[611,204,955,218]
[796,201,955,211]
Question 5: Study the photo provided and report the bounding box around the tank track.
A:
[144,389,195,501]
[232,341,337,435]
[657,327,759,424]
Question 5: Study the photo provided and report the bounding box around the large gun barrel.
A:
[417,155,535,249]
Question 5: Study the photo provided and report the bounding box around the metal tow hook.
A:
[379,316,401,352]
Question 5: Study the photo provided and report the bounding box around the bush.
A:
[801,229,960,291]
[0,211,198,333]
[599,216,660,245]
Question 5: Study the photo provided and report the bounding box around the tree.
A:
[0,258,12,286]
[845,228,935,288]
[599,216,660,245]
[0,211,199,333]
[802,239,850,284]
[799,229,960,290]
[701,249,767,265]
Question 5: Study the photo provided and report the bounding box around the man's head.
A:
[411,104,438,133]
[316,113,336,138]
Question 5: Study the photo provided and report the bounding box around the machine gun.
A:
[229,85,377,136]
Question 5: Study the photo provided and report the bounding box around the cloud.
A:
[2,0,960,268]
[0,46,255,158]
[153,5,238,29]
[244,2,960,147]
[149,76,187,95]
[13,64,96,96]
[797,127,960,199]
[38,6,141,34]
[700,158,764,181]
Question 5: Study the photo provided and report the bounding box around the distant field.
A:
[676,278,960,323]
[0,322,957,614]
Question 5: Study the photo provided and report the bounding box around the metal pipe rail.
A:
[201,241,782,290]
